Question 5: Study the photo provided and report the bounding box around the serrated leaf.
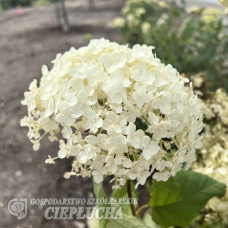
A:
[107,215,150,228]
[149,170,226,227]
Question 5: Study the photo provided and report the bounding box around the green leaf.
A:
[143,213,160,228]
[149,170,226,227]
[113,181,137,199]
[93,179,110,228]
[107,215,150,228]
[112,181,137,215]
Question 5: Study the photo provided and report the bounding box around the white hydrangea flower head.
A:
[21,38,203,188]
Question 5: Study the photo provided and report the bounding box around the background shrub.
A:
[118,0,228,91]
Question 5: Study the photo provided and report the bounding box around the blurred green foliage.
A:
[0,0,33,9]
[119,0,228,91]
[0,0,56,9]
[33,0,56,6]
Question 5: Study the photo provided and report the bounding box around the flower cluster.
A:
[111,0,168,31]
[188,6,222,24]
[192,81,228,224]
[110,0,168,32]
[21,38,203,188]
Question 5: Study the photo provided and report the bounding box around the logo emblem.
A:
[8,198,27,219]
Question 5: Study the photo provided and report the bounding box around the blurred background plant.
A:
[112,0,228,91]
[33,0,54,7]
[0,0,57,9]
[0,0,34,9]
[190,74,228,227]
[219,0,228,12]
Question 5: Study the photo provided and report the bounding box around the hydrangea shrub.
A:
[21,38,203,189]
[114,0,228,91]
[192,77,228,225]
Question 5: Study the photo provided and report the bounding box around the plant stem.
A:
[136,204,150,216]
[127,180,136,216]
[142,116,150,125]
